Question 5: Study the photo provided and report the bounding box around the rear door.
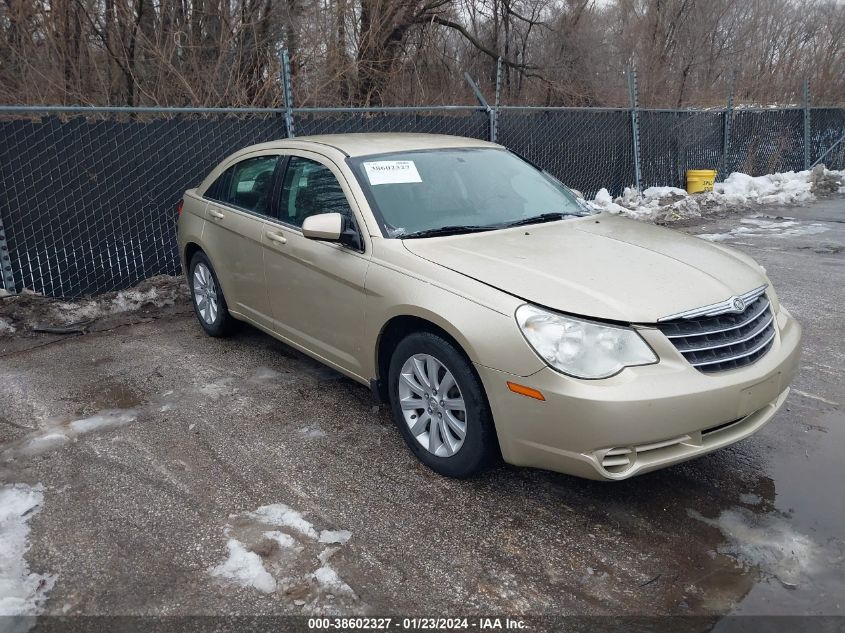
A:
[261,152,371,378]
[201,153,281,328]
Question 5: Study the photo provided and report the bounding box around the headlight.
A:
[515,304,657,379]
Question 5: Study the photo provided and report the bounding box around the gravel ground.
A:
[1,197,843,628]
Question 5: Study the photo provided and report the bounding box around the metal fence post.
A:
[463,72,494,142]
[722,70,736,176]
[0,213,15,294]
[803,78,811,169]
[492,57,503,143]
[281,49,296,138]
[627,67,642,192]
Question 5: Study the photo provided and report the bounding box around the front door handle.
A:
[265,231,287,245]
[208,208,225,219]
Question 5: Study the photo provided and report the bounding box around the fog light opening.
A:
[600,447,634,474]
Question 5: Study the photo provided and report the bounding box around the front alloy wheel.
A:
[398,353,467,457]
[387,331,498,478]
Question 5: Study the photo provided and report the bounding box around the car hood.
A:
[401,214,767,323]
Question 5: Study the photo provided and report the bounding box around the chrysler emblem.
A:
[731,296,746,312]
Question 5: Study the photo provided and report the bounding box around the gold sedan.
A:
[177,133,801,480]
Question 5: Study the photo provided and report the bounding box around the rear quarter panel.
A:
[177,188,207,271]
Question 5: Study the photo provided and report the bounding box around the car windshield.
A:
[348,148,590,238]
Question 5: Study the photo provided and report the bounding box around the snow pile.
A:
[589,167,845,223]
[0,484,57,618]
[715,171,815,206]
[54,286,176,325]
[0,275,188,335]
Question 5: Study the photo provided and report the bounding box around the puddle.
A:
[694,411,845,616]
[729,411,845,615]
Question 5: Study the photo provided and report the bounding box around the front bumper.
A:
[477,306,801,480]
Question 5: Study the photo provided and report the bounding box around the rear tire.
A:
[188,251,238,337]
[387,331,497,478]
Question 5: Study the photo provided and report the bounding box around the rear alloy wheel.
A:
[188,251,238,337]
[193,262,218,325]
[388,331,497,478]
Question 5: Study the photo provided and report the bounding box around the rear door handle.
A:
[208,208,225,219]
[265,231,287,245]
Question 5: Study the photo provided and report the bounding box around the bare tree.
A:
[0,0,841,107]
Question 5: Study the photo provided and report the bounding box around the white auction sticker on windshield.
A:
[363,160,422,185]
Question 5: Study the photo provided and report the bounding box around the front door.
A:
[261,152,371,379]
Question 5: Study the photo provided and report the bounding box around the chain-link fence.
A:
[497,107,635,198]
[0,101,843,298]
[0,109,286,297]
[293,106,489,140]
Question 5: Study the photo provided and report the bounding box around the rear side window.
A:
[279,157,354,228]
[206,155,278,216]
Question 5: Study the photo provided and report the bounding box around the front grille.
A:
[656,293,776,373]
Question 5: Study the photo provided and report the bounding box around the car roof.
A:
[252,133,500,158]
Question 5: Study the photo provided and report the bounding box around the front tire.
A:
[387,331,497,478]
[188,251,238,337]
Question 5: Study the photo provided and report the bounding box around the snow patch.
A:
[247,504,318,540]
[299,425,327,439]
[15,433,71,458]
[319,530,352,545]
[0,484,57,617]
[312,565,355,596]
[209,539,276,593]
[1,409,138,462]
[697,216,828,242]
[210,502,357,609]
[197,380,232,399]
[263,531,298,549]
[68,410,137,434]
[251,367,284,382]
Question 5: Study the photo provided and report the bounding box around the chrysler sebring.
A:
[176,133,801,480]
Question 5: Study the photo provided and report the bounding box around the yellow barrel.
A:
[686,169,717,193]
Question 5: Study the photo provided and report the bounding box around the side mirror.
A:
[302,213,343,241]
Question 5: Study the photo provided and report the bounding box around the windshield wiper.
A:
[501,212,574,228]
[400,225,497,239]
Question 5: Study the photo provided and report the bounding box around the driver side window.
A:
[279,157,354,228]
